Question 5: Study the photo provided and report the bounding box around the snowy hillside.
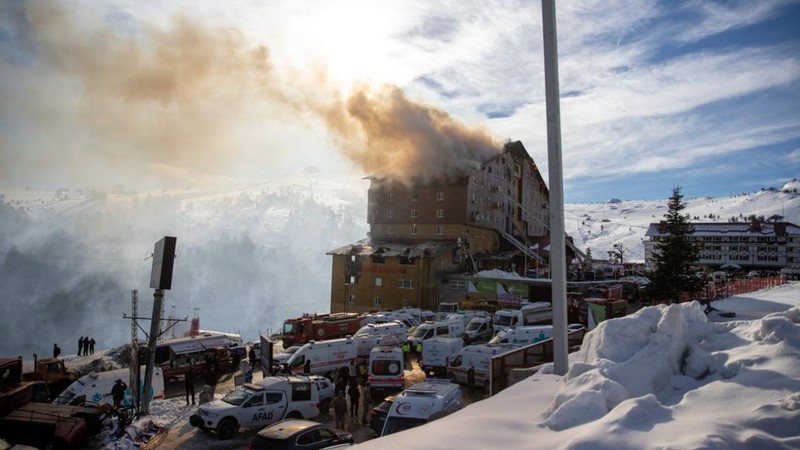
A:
[1,174,798,358]
[566,180,800,262]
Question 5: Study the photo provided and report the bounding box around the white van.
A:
[407,319,464,346]
[436,302,460,320]
[463,316,494,344]
[353,332,404,359]
[53,366,164,408]
[445,310,490,328]
[367,346,405,395]
[447,344,520,390]
[420,336,464,378]
[360,311,417,329]
[399,308,436,324]
[493,301,553,334]
[284,337,357,378]
[489,324,584,345]
[354,321,408,341]
[381,379,463,436]
[190,375,325,439]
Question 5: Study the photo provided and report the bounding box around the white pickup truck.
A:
[189,375,333,439]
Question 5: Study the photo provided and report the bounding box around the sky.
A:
[48,280,800,449]
[1,0,799,202]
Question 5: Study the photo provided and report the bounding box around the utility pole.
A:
[541,0,569,375]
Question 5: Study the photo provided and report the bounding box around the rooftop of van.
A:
[403,380,459,395]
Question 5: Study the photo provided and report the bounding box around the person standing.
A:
[82,337,89,356]
[467,365,476,396]
[360,382,371,425]
[205,364,218,397]
[232,351,241,376]
[53,343,61,359]
[89,337,95,355]
[78,337,84,357]
[333,392,347,430]
[185,366,196,404]
[248,346,256,367]
[401,341,410,368]
[348,379,360,419]
[303,359,312,375]
[111,379,127,408]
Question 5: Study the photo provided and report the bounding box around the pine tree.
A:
[646,186,704,303]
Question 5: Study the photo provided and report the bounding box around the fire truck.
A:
[280,312,362,347]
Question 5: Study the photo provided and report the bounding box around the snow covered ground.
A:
[65,281,800,450]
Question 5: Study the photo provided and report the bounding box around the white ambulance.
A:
[420,336,464,378]
[447,344,520,391]
[493,301,553,334]
[283,337,358,378]
[463,316,494,344]
[189,375,325,439]
[407,318,464,346]
[54,366,164,408]
[489,323,584,346]
[353,321,408,344]
[367,346,405,396]
[380,379,463,437]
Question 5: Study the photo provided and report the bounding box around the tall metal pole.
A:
[542,0,569,375]
[141,288,164,415]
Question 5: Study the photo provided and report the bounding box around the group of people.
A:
[331,364,373,431]
[78,336,96,356]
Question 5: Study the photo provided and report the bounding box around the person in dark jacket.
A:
[53,343,61,359]
[467,365,476,396]
[348,379,360,418]
[185,366,196,404]
[89,337,95,355]
[333,392,347,430]
[303,359,312,375]
[78,337,84,356]
[111,379,127,408]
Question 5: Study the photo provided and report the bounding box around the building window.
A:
[411,192,418,201]
[348,294,355,304]
[375,277,382,287]
[385,210,393,218]
[436,192,444,201]
[436,209,444,218]
[385,193,393,202]
[373,297,382,307]
[436,226,444,235]
[411,226,417,235]
[411,210,417,218]
[399,279,415,289]
[449,280,466,290]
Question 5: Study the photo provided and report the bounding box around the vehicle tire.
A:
[319,398,332,414]
[287,411,303,419]
[217,418,237,440]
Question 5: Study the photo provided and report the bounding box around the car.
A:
[368,395,395,436]
[247,419,354,450]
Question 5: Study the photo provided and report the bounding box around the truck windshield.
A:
[222,388,251,406]
[382,417,427,436]
[493,314,513,327]
[282,322,296,334]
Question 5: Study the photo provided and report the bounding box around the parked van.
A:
[447,344,520,390]
[420,336,464,378]
[489,325,553,345]
[463,316,494,344]
[445,310,490,328]
[284,337,357,378]
[360,311,417,329]
[354,321,408,341]
[190,375,325,439]
[380,379,463,437]
[407,319,464,346]
[399,308,436,324]
[354,333,404,359]
[54,366,164,408]
[367,346,405,395]
[493,301,553,334]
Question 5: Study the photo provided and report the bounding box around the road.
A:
[151,355,484,449]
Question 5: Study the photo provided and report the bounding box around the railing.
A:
[488,327,587,396]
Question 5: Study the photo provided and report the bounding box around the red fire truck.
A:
[280,312,363,347]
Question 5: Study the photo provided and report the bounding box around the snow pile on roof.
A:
[473,269,526,280]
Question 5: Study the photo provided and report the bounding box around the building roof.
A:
[645,222,800,237]
[327,238,455,258]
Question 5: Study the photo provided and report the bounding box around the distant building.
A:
[327,140,556,313]
[643,221,800,273]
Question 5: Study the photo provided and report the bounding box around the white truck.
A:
[447,344,521,391]
[367,346,405,396]
[283,337,358,378]
[380,379,463,437]
[420,336,464,378]
[493,301,553,334]
[463,316,494,344]
[189,375,329,439]
[407,319,464,346]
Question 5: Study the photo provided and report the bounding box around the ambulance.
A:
[283,337,358,378]
[420,336,464,378]
[489,323,584,345]
[380,379,463,437]
[447,344,520,391]
[54,366,164,408]
[407,318,464,346]
[367,346,405,396]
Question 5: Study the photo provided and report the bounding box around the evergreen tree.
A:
[646,187,704,303]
